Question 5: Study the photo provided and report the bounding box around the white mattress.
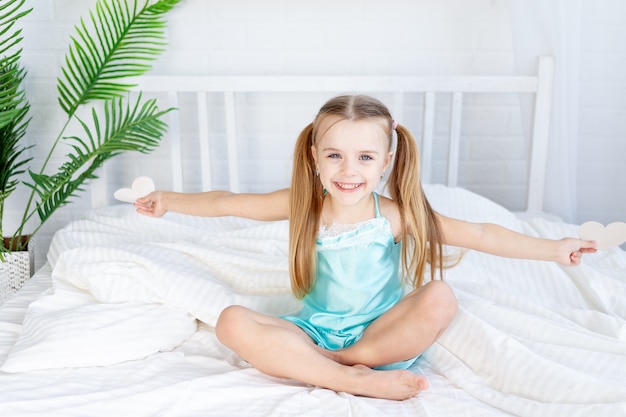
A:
[0,185,625,417]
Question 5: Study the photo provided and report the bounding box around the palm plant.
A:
[1,0,182,259]
[0,0,32,254]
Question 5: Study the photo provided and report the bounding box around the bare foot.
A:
[343,364,428,400]
[312,346,427,400]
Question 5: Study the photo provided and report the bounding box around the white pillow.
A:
[1,289,197,372]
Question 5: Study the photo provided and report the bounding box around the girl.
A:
[135,94,596,401]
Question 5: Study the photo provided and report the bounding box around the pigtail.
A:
[289,123,324,298]
[388,124,445,288]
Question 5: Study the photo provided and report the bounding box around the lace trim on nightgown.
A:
[318,218,380,239]
[317,217,390,251]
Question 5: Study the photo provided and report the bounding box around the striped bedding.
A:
[0,185,624,416]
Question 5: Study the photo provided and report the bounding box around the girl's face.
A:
[312,117,392,208]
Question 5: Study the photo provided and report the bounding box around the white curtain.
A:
[510,0,583,223]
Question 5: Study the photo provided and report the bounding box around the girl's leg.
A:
[332,280,458,368]
[215,305,428,400]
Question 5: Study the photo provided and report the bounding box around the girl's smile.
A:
[334,182,363,191]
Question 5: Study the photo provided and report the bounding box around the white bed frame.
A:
[93,56,554,213]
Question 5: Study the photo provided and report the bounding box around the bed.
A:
[1,56,625,417]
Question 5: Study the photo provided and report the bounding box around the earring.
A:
[315,167,320,177]
[380,172,386,179]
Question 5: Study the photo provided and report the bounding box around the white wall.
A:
[577,1,626,225]
[5,0,625,268]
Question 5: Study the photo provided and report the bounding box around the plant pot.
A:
[1,236,35,304]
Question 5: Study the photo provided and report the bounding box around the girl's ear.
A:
[384,151,393,171]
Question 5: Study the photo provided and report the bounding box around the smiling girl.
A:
[135,95,596,400]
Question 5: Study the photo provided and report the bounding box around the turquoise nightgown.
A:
[282,192,418,370]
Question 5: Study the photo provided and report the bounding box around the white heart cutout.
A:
[579,221,626,250]
[113,176,156,203]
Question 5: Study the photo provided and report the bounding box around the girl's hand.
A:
[134,191,168,218]
[558,238,597,266]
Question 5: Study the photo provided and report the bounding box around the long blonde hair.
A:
[288,95,444,298]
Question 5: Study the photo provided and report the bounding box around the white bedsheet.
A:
[0,185,625,416]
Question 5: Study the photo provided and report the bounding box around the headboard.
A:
[93,56,554,213]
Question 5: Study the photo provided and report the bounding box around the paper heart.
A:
[113,176,155,203]
[579,221,626,250]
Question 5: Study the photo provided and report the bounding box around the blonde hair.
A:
[288,95,445,298]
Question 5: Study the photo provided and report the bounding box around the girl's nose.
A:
[340,159,357,175]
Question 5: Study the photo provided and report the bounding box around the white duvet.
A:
[0,185,625,417]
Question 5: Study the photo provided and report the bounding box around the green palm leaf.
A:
[58,0,180,116]
[0,64,30,196]
[0,0,31,188]
[1,0,31,254]
[11,0,181,252]
[0,0,31,59]
[26,94,171,226]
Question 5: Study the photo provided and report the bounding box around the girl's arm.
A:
[436,213,597,267]
[134,188,290,221]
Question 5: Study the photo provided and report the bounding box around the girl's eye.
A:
[327,153,340,159]
[360,155,373,161]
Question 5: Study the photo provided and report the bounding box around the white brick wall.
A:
[5,0,625,267]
